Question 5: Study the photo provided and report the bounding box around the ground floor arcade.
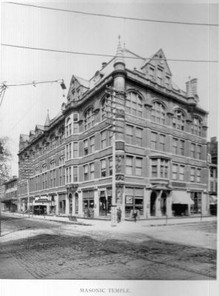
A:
[17,184,209,220]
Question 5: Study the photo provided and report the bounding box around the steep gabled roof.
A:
[141,48,172,76]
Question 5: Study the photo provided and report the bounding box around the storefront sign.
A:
[125,195,133,204]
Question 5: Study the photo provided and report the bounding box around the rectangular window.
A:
[160,134,166,151]
[73,123,79,134]
[66,144,69,160]
[90,163,95,180]
[73,142,79,158]
[73,166,78,182]
[151,132,158,150]
[84,165,89,181]
[136,127,143,146]
[109,157,113,176]
[59,167,62,186]
[179,165,185,181]
[69,167,72,183]
[126,156,133,175]
[109,131,113,146]
[90,136,95,153]
[172,138,178,154]
[66,167,69,184]
[149,67,155,79]
[126,125,134,144]
[197,145,201,160]
[172,164,178,180]
[69,143,72,160]
[101,131,107,149]
[197,168,201,183]
[191,143,196,158]
[135,157,143,176]
[101,159,107,177]
[160,159,168,178]
[68,123,72,136]
[84,139,88,155]
[190,167,195,182]
[157,69,163,84]
[151,159,158,178]
[165,76,170,87]
[179,140,185,156]
[210,181,214,192]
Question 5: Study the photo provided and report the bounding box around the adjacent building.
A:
[207,137,218,215]
[1,176,18,212]
[17,40,209,220]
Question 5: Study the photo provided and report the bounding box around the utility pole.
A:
[105,86,125,226]
[27,179,30,217]
[0,193,2,236]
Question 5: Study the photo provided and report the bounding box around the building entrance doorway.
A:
[150,191,157,216]
[161,191,167,216]
[99,192,112,216]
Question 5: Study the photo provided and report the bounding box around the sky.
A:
[0,0,218,177]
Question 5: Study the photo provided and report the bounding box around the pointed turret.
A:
[113,35,125,70]
[113,36,126,93]
[45,109,50,127]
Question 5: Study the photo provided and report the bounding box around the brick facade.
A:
[17,42,209,219]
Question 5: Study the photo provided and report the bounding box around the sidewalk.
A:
[2,211,217,230]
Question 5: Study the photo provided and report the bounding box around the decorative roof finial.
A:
[45,109,50,126]
[114,35,125,68]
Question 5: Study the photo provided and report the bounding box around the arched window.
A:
[173,110,185,131]
[125,91,143,117]
[151,101,166,124]
[84,107,95,130]
[191,117,202,136]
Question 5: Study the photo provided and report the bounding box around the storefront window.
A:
[83,190,94,217]
[190,192,202,214]
[125,187,144,218]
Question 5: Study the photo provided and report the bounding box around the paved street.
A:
[0,213,217,280]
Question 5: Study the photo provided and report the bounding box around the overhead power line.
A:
[6,1,219,27]
[1,43,218,63]
[0,79,66,107]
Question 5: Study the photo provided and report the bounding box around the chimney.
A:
[102,62,107,69]
[186,78,198,97]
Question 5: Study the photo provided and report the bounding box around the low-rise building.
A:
[1,176,18,212]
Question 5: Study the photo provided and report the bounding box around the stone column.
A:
[78,190,83,217]
[94,189,99,218]
[144,188,150,219]
[155,191,162,217]
[65,194,69,215]
[121,186,125,221]
[55,194,59,215]
[72,194,75,215]
[166,192,172,217]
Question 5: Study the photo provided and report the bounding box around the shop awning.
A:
[172,192,194,205]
